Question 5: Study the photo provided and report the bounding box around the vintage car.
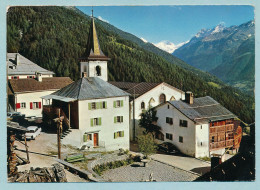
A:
[24,126,42,140]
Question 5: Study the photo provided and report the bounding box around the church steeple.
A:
[80,10,110,61]
[79,9,109,81]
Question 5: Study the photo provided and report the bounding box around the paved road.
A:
[151,153,211,175]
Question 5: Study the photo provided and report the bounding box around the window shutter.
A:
[39,102,41,109]
[98,118,101,125]
[90,118,94,127]
[30,102,33,109]
[17,76,19,79]
[99,102,103,109]
[113,101,116,108]
[96,102,99,109]
[105,101,107,109]
[16,103,20,109]
[121,116,123,122]
[114,117,117,123]
[83,134,87,142]
[114,132,117,139]
[88,103,92,110]
[120,100,123,107]
[122,131,124,137]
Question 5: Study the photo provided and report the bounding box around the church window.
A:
[159,94,166,104]
[141,102,145,109]
[96,65,101,76]
[91,102,96,109]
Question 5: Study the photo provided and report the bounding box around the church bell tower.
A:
[79,10,110,81]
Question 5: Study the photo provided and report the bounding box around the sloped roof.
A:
[169,96,236,123]
[50,77,130,100]
[79,17,110,61]
[7,53,54,75]
[9,77,73,93]
[109,81,161,98]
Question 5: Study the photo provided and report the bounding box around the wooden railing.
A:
[210,141,226,150]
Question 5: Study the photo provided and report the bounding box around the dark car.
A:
[157,142,180,154]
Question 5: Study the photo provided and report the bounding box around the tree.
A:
[139,107,161,139]
[137,134,157,158]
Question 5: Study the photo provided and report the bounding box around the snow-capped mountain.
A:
[173,20,255,94]
[154,40,188,53]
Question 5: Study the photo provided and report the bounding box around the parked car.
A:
[24,126,42,140]
[7,112,23,118]
[157,142,180,154]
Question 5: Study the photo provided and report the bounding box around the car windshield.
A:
[7,113,11,116]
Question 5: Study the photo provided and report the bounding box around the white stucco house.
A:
[41,15,130,151]
[7,53,54,79]
[110,81,185,140]
[8,77,73,117]
[7,53,73,117]
[154,92,242,158]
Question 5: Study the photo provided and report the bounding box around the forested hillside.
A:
[7,6,254,123]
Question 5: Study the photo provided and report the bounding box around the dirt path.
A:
[14,132,88,182]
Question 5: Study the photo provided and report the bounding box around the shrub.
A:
[137,134,157,158]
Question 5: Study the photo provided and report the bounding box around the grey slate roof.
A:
[49,77,130,101]
[169,96,236,123]
[7,53,54,75]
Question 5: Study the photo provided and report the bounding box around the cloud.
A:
[98,16,109,23]
[153,40,189,53]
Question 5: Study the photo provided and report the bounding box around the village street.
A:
[151,154,210,175]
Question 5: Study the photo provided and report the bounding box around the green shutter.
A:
[114,132,117,139]
[113,101,116,108]
[91,118,94,127]
[121,116,123,123]
[98,117,102,125]
[121,100,123,107]
[88,103,92,110]
[100,102,103,109]
[114,117,117,123]
[83,134,87,142]
[96,102,99,109]
[105,101,107,109]
[122,131,124,137]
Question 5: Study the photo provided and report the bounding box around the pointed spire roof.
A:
[80,12,110,61]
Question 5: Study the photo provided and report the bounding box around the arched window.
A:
[159,94,166,104]
[141,102,145,110]
[96,66,101,76]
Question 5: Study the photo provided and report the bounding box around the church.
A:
[42,14,130,151]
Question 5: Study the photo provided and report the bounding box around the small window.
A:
[102,101,106,109]
[141,102,145,109]
[33,102,40,109]
[201,142,203,146]
[201,125,202,129]
[114,100,123,108]
[96,66,101,76]
[166,133,173,140]
[155,132,164,141]
[116,116,123,123]
[94,118,98,126]
[180,120,188,127]
[21,102,26,109]
[159,94,166,104]
[211,136,215,143]
[166,117,173,125]
[167,105,170,109]
[87,134,92,141]
[91,102,96,109]
[114,131,124,138]
[179,136,183,143]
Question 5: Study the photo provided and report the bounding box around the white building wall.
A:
[7,74,53,79]
[78,96,129,151]
[80,61,108,81]
[156,103,196,157]
[130,83,184,140]
[195,123,210,158]
[15,90,55,117]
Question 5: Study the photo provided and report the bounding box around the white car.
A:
[25,126,42,140]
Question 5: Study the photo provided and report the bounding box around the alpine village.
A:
[7,7,255,182]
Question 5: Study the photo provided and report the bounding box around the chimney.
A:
[36,72,42,82]
[82,72,88,78]
[185,91,194,104]
[15,53,20,65]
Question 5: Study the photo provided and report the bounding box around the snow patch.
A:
[98,16,109,23]
[140,37,148,43]
[154,40,189,53]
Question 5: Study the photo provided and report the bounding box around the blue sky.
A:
[77,6,254,44]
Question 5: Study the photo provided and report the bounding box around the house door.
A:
[94,133,99,147]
